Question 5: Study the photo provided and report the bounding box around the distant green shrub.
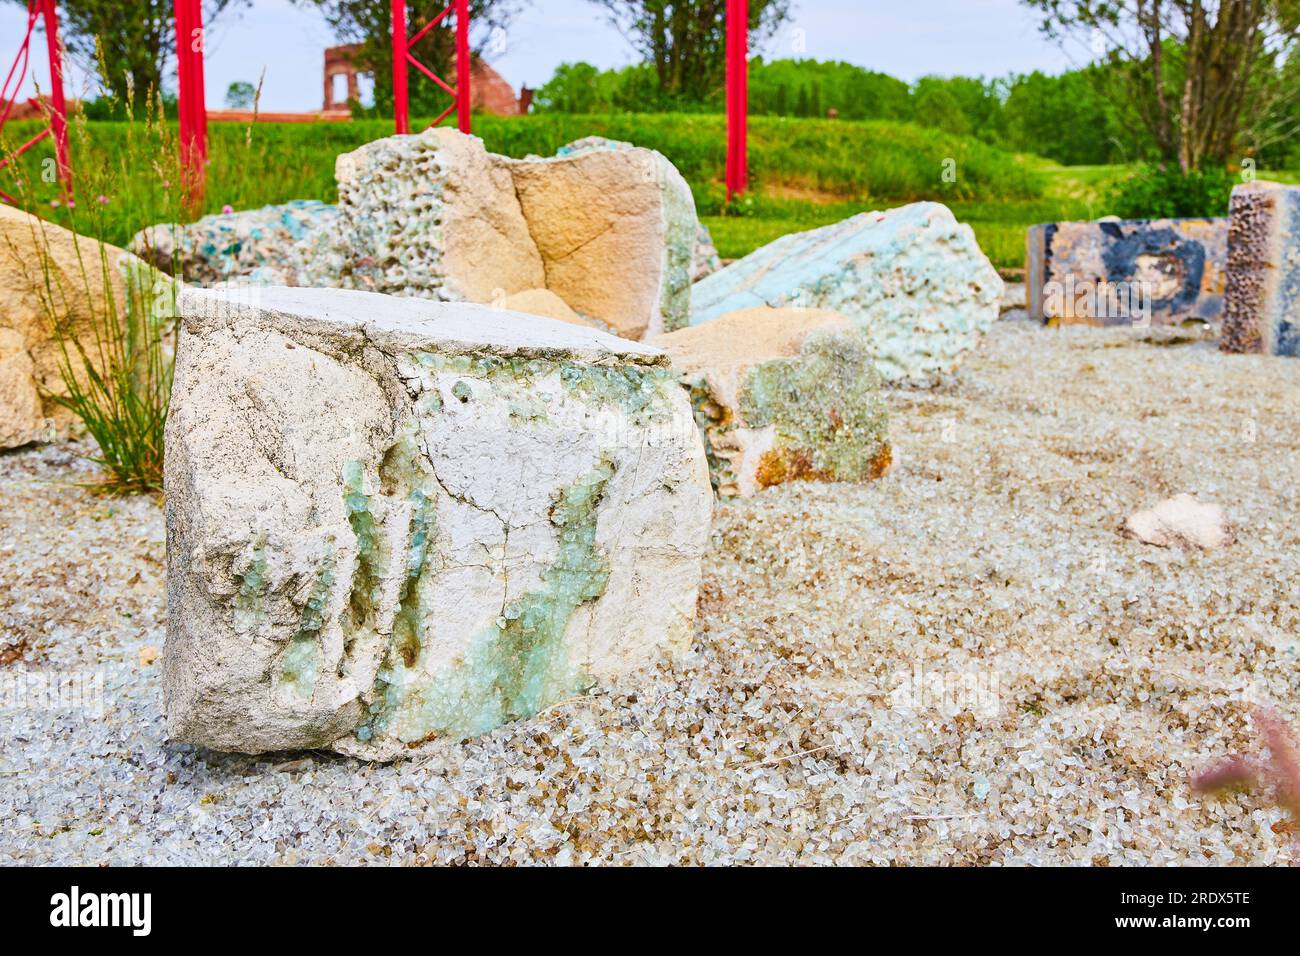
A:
[1107,164,1234,219]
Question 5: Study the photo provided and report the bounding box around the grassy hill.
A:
[3,113,1295,272]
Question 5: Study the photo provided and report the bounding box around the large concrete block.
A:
[1026,217,1227,326]
[164,286,712,759]
[689,204,1002,384]
[1221,181,1300,356]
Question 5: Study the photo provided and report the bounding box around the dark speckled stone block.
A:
[1222,181,1300,357]
[1026,217,1227,326]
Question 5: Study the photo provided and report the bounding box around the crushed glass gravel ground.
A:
[1,318,1297,865]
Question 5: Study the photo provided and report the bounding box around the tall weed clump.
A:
[1,87,182,495]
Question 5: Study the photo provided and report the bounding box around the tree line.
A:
[534,53,1300,170]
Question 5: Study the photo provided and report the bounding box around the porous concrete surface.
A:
[2,319,1297,864]
[691,204,1003,385]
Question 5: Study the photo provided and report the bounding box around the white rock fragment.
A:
[1122,494,1233,550]
[164,286,712,759]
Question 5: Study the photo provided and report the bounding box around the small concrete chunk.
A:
[655,307,890,497]
[164,286,712,759]
[131,200,336,287]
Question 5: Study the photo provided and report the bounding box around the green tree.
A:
[1022,0,1300,170]
[224,80,256,110]
[747,59,912,120]
[1239,40,1300,165]
[1003,68,1136,165]
[534,62,604,112]
[589,0,791,101]
[912,79,971,137]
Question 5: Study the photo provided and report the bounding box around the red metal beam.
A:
[725,0,748,201]
[175,0,208,211]
[392,0,409,133]
[409,4,452,47]
[408,52,456,98]
[392,0,471,136]
[0,0,72,203]
[39,0,69,185]
[455,0,469,132]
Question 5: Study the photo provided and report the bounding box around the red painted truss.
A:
[391,0,471,135]
[0,0,71,204]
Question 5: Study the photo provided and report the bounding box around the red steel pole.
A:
[174,0,191,195]
[455,0,470,134]
[392,0,409,133]
[192,0,208,166]
[392,0,469,134]
[739,2,747,194]
[174,0,188,143]
[38,0,70,191]
[725,0,748,200]
[175,0,207,209]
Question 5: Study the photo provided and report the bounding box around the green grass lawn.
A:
[3,112,1294,275]
[702,160,1132,271]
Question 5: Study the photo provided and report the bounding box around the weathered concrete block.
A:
[655,307,890,497]
[510,139,696,340]
[689,204,1002,384]
[558,137,721,283]
[164,286,712,759]
[1221,181,1300,356]
[1026,217,1227,326]
[131,200,336,287]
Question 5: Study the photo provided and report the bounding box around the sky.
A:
[3,0,1074,113]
